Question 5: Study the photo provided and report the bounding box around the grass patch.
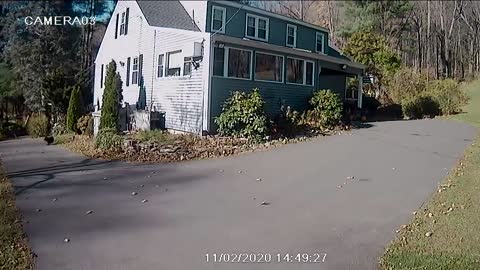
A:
[381,79,480,269]
[0,164,34,269]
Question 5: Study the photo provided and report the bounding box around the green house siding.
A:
[209,44,350,131]
[206,2,330,55]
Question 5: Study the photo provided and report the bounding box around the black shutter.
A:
[114,13,119,39]
[126,57,130,86]
[125,8,129,35]
[138,54,143,86]
[100,64,104,87]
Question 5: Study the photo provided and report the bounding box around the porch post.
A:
[357,75,363,109]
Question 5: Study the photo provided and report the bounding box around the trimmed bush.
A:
[215,88,268,140]
[26,114,48,137]
[306,89,343,129]
[100,61,123,130]
[76,114,93,136]
[427,79,468,115]
[401,94,440,119]
[66,86,83,132]
[95,128,124,151]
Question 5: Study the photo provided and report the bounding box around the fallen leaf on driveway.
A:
[131,192,138,195]
[141,199,148,203]
[425,232,433,237]
[103,177,108,180]
[86,210,93,215]
[260,201,270,205]
[256,178,262,181]
[64,238,70,243]
[36,209,42,212]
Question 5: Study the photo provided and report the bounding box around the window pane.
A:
[288,26,294,36]
[213,47,224,76]
[228,48,251,79]
[258,29,266,39]
[183,61,191,76]
[258,19,266,29]
[213,20,223,31]
[213,8,223,20]
[306,62,314,85]
[247,26,255,37]
[247,16,255,27]
[287,36,294,46]
[255,53,282,82]
[287,58,304,84]
[316,33,324,52]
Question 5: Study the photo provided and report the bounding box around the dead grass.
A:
[0,164,34,270]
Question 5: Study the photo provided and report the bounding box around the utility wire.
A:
[211,3,245,37]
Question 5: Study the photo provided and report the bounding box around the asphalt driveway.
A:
[0,119,476,270]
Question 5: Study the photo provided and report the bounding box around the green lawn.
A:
[0,165,34,270]
[381,80,480,270]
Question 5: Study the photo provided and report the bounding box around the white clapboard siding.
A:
[94,1,212,134]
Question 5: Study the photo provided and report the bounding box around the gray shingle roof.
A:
[136,0,200,31]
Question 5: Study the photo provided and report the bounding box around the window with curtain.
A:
[255,52,283,82]
[227,48,251,79]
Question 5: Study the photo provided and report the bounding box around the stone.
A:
[86,210,93,215]
[64,238,70,243]
[260,201,270,206]
[425,232,433,237]
[141,199,148,203]
[256,178,262,181]
[131,192,138,196]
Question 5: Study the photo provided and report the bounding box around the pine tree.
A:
[99,60,123,130]
[66,86,83,132]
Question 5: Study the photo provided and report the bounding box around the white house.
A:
[94,0,364,135]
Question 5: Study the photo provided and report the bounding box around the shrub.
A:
[306,89,343,129]
[100,61,123,130]
[0,122,26,140]
[401,94,440,119]
[54,134,74,145]
[66,86,83,132]
[271,105,303,137]
[95,128,124,151]
[362,95,381,114]
[76,114,93,136]
[385,67,428,104]
[26,114,48,137]
[427,79,468,115]
[215,89,268,140]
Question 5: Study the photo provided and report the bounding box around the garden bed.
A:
[58,128,347,163]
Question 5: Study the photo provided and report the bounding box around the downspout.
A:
[150,30,157,111]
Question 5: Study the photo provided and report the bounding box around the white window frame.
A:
[286,24,297,48]
[166,50,183,77]
[119,10,126,36]
[132,57,139,84]
[213,46,253,81]
[245,13,269,41]
[315,32,325,54]
[157,54,164,78]
[286,56,315,86]
[211,5,226,34]
[254,51,284,84]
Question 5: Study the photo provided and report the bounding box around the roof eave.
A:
[213,35,365,72]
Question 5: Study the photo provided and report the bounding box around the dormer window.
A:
[286,24,296,47]
[245,14,268,41]
[211,6,226,33]
[316,32,325,54]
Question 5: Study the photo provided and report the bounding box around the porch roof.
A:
[212,35,365,75]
